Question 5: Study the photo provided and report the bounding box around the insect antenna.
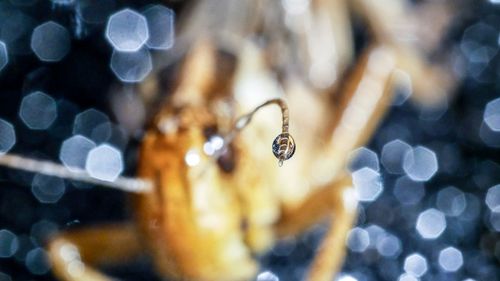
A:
[216,98,296,166]
[0,99,294,192]
[0,153,153,193]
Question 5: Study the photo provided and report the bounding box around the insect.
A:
[0,0,463,280]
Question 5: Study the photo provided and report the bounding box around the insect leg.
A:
[47,224,142,281]
[350,0,458,106]
[273,174,356,281]
[276,45,397,235]
[275,45,401,281]
[304,178,357,281]
[309,44,398,185]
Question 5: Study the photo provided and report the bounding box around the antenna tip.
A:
[272,133,296,166]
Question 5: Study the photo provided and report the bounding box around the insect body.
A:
[45,40,448,281]
[0,0,462,280]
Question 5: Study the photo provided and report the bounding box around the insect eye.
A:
[202,127,235,173]
[203,125,218,139]
[216,145,236,173]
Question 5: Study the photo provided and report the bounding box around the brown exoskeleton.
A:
[0,0,464,280]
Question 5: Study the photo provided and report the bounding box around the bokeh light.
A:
[31,174,66,204]
[185,149,201,167]
[0,119,16,154]
[393,176,425,205]
[19,92,58,130]
[59,135,96,172]
[257,271,280,281]
[203,135,224,156]
[460,20,498,81]
[436,186,467,217]
[381,139,411,174]
[376,233,402,258]
[25,248,51,275]
[403,253,428,277]
[489,208,500,231]
[416,208,446,239]
[85,144,123,182]
[110,48,152,83]
[352,167,384,202]
[30,21,70,62]
[398,273,418,281]
[348,147,380,172]
[438,246,463,272]
[0,229,18,258]
[337,274,358,281]
[105,8,149,52]
[0,41,8,72]
[403,146,438,182]
[484,98,500,132]
[143,5,175,50]
[485,184,500,211]
[73,109,110,140]
[346,227,370,253]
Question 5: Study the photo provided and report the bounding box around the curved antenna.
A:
[0,153,153,193]
[216,98,296,166]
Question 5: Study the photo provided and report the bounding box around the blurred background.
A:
[0,0,499,281]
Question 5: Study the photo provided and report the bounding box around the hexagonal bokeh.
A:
[0,229,18,258]
[403,253,428,278]
[348,147,379,172]
[436,186,466,217]
[59,135,96,172]
[346,227,370,253]
[393,176,425,205]
[31,21,70,62]
[352,167,383,202]
[485,184,500,211]
[19,91,58,130]
[483,98,500,131]
[106,8,149,52]
[489,209,500,231]
[25,247,51,275]
[376,233,401,258]
[143,5,175,50]
[0,41,8,72]
[73,108,110,139]
[403,146,438,182]
[438,247,463,272]
[381,139,411,174]
[398,273,418,281]
[416,208,446,239]
[0,119,16,154]
[31,174,66,204]
[256,271,279,281]
[110,48,152,83]
[85,144,123,182]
